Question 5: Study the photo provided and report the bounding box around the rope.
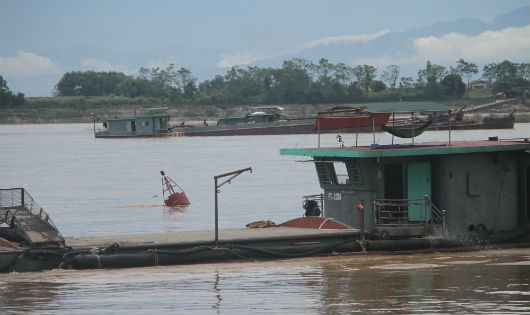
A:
[148,249,159,265]
[95,255,102,268]
[356,239,367,253]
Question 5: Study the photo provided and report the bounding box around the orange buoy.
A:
[160,170,190,207]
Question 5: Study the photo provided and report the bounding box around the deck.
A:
[65,226,360,249]
[281,139,530,159]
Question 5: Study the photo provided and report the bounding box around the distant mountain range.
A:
[251,6,530,74]
[15,6,530,96]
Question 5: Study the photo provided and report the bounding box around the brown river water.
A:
[1,123,529,314]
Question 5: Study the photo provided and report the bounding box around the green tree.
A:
[275,59,312,103]
[399,76,414,89]
[353,65,377,97]
[0,75,24,106]
[381,65,400,95]
[441,74,465,98]
[55,71,128,96]
[370,80,386,93]
[417,61,446,99]
[455,59,478,98]
[482,60,527,94]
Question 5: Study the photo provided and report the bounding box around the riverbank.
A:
[1,97,528,125]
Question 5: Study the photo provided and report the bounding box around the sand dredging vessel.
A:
[2,124,530,272]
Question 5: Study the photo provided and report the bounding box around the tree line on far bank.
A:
[0,75,25,106]
[1,58,529,107]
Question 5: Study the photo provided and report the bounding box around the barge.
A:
[1,127,530,272]
[178,106,514,137]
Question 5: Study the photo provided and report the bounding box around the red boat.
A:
[314,112,390,130]
[160,171,190,207]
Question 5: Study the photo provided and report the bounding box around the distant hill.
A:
[251,6,530,75]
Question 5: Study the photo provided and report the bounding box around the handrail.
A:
[303,193,325,217]
[373,196,446,235]
[0,188,62,237]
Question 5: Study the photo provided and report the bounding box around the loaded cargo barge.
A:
[2,129,530,272]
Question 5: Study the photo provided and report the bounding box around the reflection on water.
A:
[1,249,529,314]
[1,124,530,314]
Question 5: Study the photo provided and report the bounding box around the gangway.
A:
[0,188,64,247]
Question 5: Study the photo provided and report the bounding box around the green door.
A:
[154,118,161,131]
[407,162,431,221]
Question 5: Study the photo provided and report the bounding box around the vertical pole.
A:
[355,125,359,147]
[392,113,396,144]
[317,114,321,148]
[357,200,365,241]
[448,110,452,146]
[213,167,252,244]
[424,194,428,225]
[214,177,219,243]
[371,114,375,146]
[442,209,446,236]
[91,113,96,135]
[320,193,325,217]
[20,188,24,207]
[411,112,415,145]
[360,200,365,242]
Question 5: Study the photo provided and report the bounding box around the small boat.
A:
[160,171,190,207]
[93,112,174,138]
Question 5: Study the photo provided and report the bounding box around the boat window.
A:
[315,161,352,186]
[334,162,350,185]
[315,162,334,185]
[347,160,364,185]
[141,121,149,127]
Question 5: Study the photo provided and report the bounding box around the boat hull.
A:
[2,222,529,272]
[315,113,390,129]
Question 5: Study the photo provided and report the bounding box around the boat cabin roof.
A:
[281,139,530,159]
[102,113,171,121]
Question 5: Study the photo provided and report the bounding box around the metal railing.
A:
[373,195,445,231]
[302,194,325,217]
[0,188,62,237]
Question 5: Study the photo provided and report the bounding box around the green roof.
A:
[280,140,530,159]
[103,113,170,121]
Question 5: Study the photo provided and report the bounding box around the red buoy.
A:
[160,170,190,207]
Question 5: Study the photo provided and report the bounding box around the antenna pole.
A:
[448,109,452,146]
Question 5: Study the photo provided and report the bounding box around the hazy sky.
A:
[0,0,529,96]
[3,0,528,53]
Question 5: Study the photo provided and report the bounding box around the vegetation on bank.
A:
[0,58,528,124]
[1,88,527,125]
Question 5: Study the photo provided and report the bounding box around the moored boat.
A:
[2,123,530,273]
[179,105,392,136]
[93,112,174,138]
[281,129,530,243]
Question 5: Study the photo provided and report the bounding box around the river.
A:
[1,123,529,314]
